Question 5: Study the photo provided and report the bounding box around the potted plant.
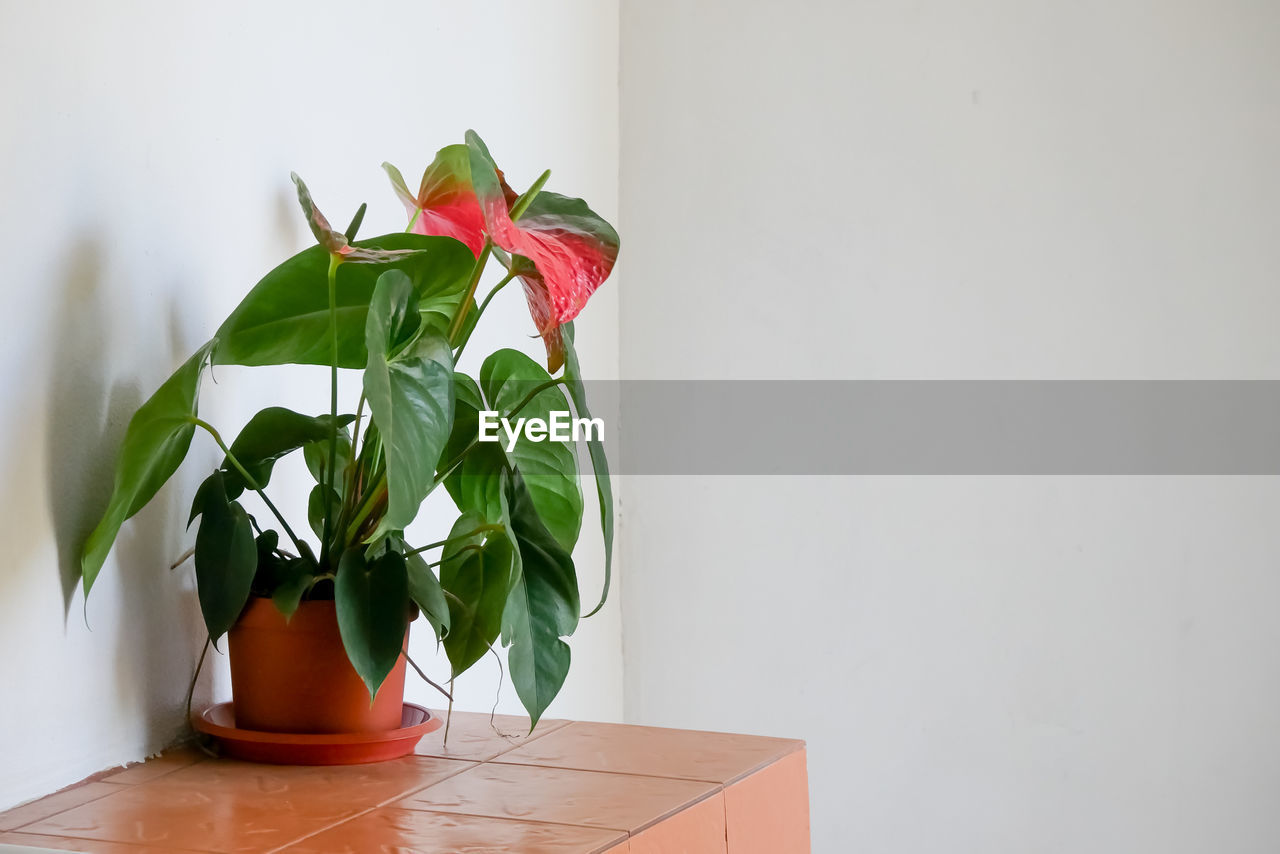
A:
[78,130,617,750]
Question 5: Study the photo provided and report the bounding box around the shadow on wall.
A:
[41,235,213,742]
[44,237,140,614]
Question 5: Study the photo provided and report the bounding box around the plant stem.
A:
[452,271,517,365]
[426,545,483,569]
[185,636,210,726]
[447,238,493,344]
[487,644,505,724]
[345,471,387,541]
[405,525,503,558]
[338,392,367,535]
[405,652,453,701]
[320,253,343,569]
[506,377,569,421]
[444,679,454,744]
[189,418,307,557]
[350,393,367,457]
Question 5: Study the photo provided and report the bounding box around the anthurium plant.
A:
[79,131,618,725]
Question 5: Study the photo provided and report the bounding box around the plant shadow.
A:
[44,236,213,740]
[44,238,145,616]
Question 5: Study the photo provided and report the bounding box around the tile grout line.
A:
[469,717,575,762]
[2,782,133,834]
[0,827,208,853]
[395,786,726,839]
[262,804,385,854]
[372,758,482,808]
[623,786,725,838]
[487,741,803,788]
[103,756,210,788]
[385,806,639,837]
[721,780,731,853]
[718,742,807,787]
[262,757,480,854]
[0,745,211,832]
[410,716,572,764]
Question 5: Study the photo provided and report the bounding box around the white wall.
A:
[7,1,1280,847]
[619,2,1280,852]
[0,0,621,810]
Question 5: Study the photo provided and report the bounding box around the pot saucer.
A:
[193,702,442,765]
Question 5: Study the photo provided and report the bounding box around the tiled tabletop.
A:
[0,712,809,854]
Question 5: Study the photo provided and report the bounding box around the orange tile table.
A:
[0,712,809,853]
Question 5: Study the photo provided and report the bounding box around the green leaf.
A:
[308,484,341,540]
[419,272,477,341]
[213,234,474,369]
[192,470,258,644]
[335,547,410,699]
[406,551,451,641]
[223,407,354,497]
[561,323,613,617]
[270,558,314,621]
[502,472,579,727]
[81,341,215,595]
[255,529,280,560]
[480,349,582,549]
[303,427,353,487]
[364,270,455,531]
[441,372,506,522]
[250,537,316,620]
[188,470,222,528]
[440,512,516,678]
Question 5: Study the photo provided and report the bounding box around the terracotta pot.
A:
[227,598,408,734]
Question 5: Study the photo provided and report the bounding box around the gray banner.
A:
[550,381,1280,474]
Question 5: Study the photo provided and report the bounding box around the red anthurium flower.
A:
[494,193,621,372]
[382,135,619,373]
[505,254,566,372]
[503,191,620,323]
[383,146,517,258]
[292,173,419,264]
[465,132,620,372]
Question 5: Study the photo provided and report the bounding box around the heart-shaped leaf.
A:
[406,551,451,642]
[81,340,215,594]
[308,484,341,541]
[191,470,258,644]
[214,234,473,369]
[222,407,354,497]
[439,511,516,677]
[480,349,582,549]
[501,471,579,727]
[561,323,613,617]
[270,558,314,621]
[335,547,410,699]
[440,372,505,522]
[303,427,353,487]
[364,270,455,531]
